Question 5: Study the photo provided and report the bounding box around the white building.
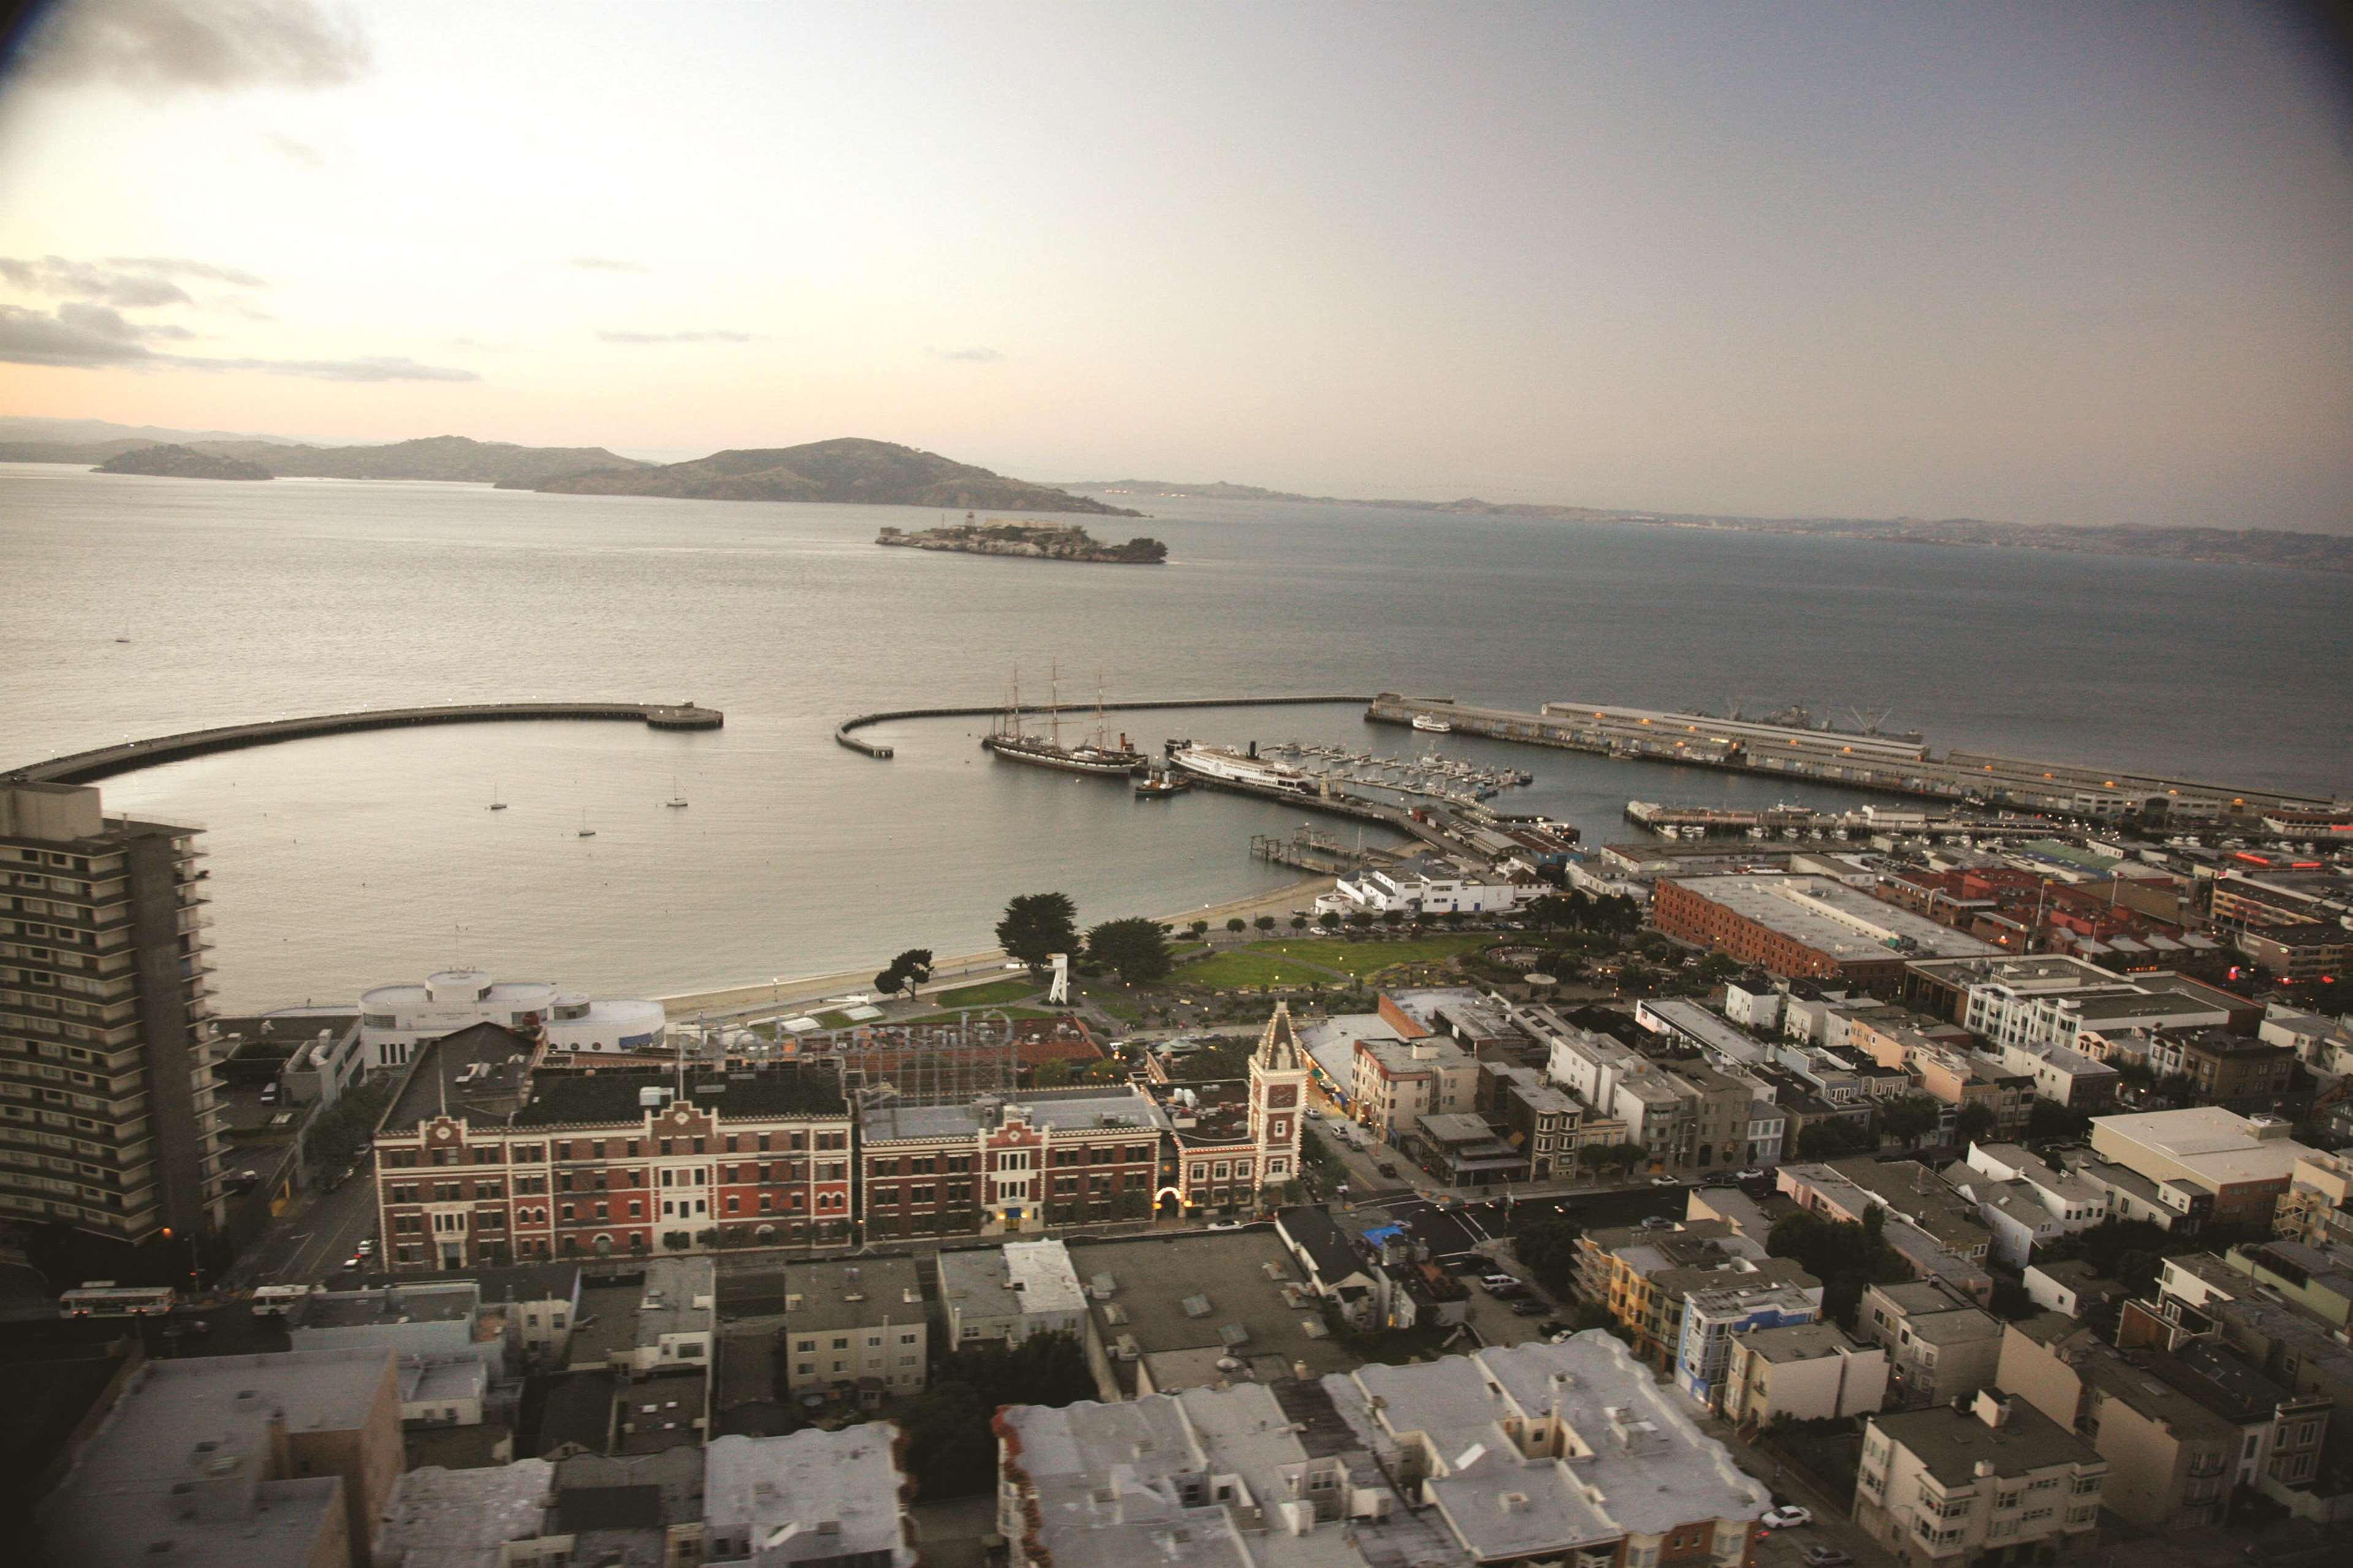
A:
[938,1238,1088,1346]
[1317,865,1530,919]
[1638,997,1771,1068]
[360,968,667,1066]
[1855,1390,2105,1567]
[704,1426,917,1568]
[1724,1320,1889,1430]
[1944,1143,2107,1269]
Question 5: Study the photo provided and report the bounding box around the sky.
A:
[0,1,2349,530]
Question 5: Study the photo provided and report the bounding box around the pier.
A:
[833,692,1377,759]
[1625,800,2064,843]
[7,700,724,784]
[1366,694,2336,824]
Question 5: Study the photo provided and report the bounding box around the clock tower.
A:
[1247,1002,1309,1192]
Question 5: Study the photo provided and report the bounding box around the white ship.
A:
[1412,713,1453,733]
[1166,741,1318,796]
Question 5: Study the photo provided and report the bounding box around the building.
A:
[1652,875,2000,990]
[859,1085,1170,1235]
[373,1461,563,1568]
[1777,1161,1994,1301]
[1479,1062,1576,1180]
[1319,865,1530,919]
[1636,997,1771,1067]
[702,1426,914,1568]
[1078,1227,1358,1398]
[1858,1280,2006,1410]
[289,1280,507,1376]
[1945,1144,2107,1270]
[2088,1105,2319,1230]
[2131,1248,2353,1434]
[779,1256,927,1399]
[561,1258,714,1379]
[1959,956,2240,1055]
[1350,1033,1476,1140]
[1572,1218,1819,1385]
[36,1347,403,1568]
[1275,1205,1380,1324]
[371,1039,855,1271]
[1996,1317,2333,1528]
[1000,1336,1770,1568]
[358,968,666,1067]
[2275,1149,2353,1250]
[2140,1027,2300,1113]
[1853,1388,2105,1568]
[1723,1320,1890,1430]
[2020,1259,2126,1320]
[1994,1038,2119,1112]
[0,781,229,1248]
[1159,1004,1310,1213]
[938,1237,1087,1347]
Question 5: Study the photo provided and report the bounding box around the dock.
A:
[1626,800,2064,843]
[832,693,1376,759]
[7,700,724,784]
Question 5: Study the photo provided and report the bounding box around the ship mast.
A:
[1008,665,1023,740]
[1049,660,1063,749]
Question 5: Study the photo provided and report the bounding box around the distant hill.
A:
[0,438,167,464]
[0,415,309,447]
[188,434,647,485]
[512,437,1142,515]
[94,444,272,482]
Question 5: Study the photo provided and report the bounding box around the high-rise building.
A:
[0,781,226,1248]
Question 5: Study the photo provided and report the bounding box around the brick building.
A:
[1652,875,1998,990]
[373,1029,854,1272]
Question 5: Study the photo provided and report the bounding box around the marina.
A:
[1261,738,1534,805]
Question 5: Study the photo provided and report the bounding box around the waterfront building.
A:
[1651,874,2000,990]
[359,967,666,1066]
[1854,1389,2105,1568]
[371,1029,854,1271]
[0,781,227,1249]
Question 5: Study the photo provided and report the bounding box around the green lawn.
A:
[1177,950,1345,991]
[899,1004,1063,1025]
[812,1010,854,1030]
[1249,933,1492,977]
[933,976,1039,1008]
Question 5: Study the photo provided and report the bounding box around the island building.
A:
[371,1026,855,1271]
[998,1335,1769,1568]
[36,1346,404,1568]
[0,781,228,1251]
[1650,874,2002,989]
[1853,1389,2106,1568]
[359,967,666,1066]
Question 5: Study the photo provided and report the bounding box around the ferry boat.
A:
[1412,713,1453,733]
[1166,740,1318,796]
[1133,768,1188,799]
[980,664,1147,778]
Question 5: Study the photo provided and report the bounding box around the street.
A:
[232,1165,379,1288]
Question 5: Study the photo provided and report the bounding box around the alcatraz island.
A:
[878,515,1169,564]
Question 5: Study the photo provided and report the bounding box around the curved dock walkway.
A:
[833,693,1378,758]
[9,701,724,785]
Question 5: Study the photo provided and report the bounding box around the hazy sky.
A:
[1,1,2349,529]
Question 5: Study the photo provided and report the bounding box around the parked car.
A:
[1802,1549,1852,1567]
[1760,1507,1813,1530]
[1735,1167,1768,1181]
[1510,1299,1548,1316]
[1649,1175,1681,1187]
[1640,1215,1676,1230]
[355,1238,375,1256]
[1377,1161,1399,1178]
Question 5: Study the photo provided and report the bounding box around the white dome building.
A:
[359,969,663,1065]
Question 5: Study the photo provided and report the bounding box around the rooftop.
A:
[1734,1320,1876,1365]
[375,1460,556,1568]
[859,1085,1169,1143]
[2092,1106,2316,1187]
[1869,1395,2100,1487]
[705,1427,913,1568]
[783,1256,926,1335]
[384,1022,541,1131]
[1667,874,2002,963]
[297,1279,481,1330]
[938,1238,1087,1326]
[1081,1229,1356,1392]
[512,1064,846,1127]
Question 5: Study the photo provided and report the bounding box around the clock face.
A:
[1266,1085,1298,1108]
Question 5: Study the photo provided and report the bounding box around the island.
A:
[93,444,272,482]
[878,517,1168,564]
[504,436,1142,515]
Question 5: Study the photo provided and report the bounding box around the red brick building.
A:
[373,1028,853,1271]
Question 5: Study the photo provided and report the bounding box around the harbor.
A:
[1261,739,1535,805]
[1625,799,2067,843]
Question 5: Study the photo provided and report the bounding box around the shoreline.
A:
[651,873,1336,1018]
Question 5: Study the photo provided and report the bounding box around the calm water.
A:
[3,463,2347,1009]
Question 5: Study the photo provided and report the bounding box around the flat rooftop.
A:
[385,1023,541,1131]
[1735,1320,1874,1365]
[938,1238,1087,1325]
[514,1064,845,1126]
[1869,1398,2099,1486]
[375,1460,555,1568]
[298,1280,480,1329]
[1668,874,2002,963]
[782,1256,926,1335]
[1081,1229,1356,1391]
[704,1426,910,1568]
[859,1085,1169,1143]
[2092,1107,2316,1186]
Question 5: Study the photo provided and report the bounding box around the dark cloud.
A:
[0,303,474,381]
[17,0,371,94]
[598,330,754,344]
[571,257,649,273]
[933,346,1005,362]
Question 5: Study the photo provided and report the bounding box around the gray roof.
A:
[376,1461,557,1568]
[1869,1398,2101,1486]
[783,1256,926,1334]
[704,1426,913,1568]
[859,1085,1171,1143]
[1733,1320,1875,1365]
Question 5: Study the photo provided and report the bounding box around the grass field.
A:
[1245,934,1491,977]
[900,1005,1062,1025]
[932,976,1039,1008]
[812,1010,853,1029]
[1177,950,1345,991]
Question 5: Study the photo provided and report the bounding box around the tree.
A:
[1253,914,1277,932]
[1033,1059,1075,1088]
[1348,911,1375,929]
[1225,917,1247,933]
[1086,917,1173,984]
[1290,914,1309,930]
[873,947,933,999]
[1953,1102,1999,1148]
[1510,1211,1584,1298]
[1317,911,1342,930]
[898,1332,1097,1498]
[1380,909,1406,927]
[1766,1209,1910,1328]
[1798,1118,1874,1159]
[1190,920,1209,937]
[2026,1100,2091,1143]
[1878,1095,1942,1149]
[997,893,1079,975]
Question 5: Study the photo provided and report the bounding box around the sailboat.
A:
[665,777,688,809]
[978,662,1146,777]
[576,809,596,838]
[488,783,507,812]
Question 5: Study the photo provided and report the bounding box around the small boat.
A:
[489,783,507,812]
[1135,770,1187,798]
[1412,714,1452,733]
[666,776,688,808]
[577,810,596,839]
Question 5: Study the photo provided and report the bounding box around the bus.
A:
[58,1281,178,1318]
[249,1284,312,1317]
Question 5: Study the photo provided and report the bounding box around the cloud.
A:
[933,346,1005,363]
[0,303,474,381]
[265,131,324,166]
[598,329,754,344]
[570,257,648,273]
[16,0,371,94]
[0,254,267,307]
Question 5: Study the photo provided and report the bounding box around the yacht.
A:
[1412,713,1453,733]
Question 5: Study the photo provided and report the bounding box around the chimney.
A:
[1972,1388,2013,1430]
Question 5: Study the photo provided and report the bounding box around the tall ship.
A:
[1165,739,1319,796]
[981,665,1147,778]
